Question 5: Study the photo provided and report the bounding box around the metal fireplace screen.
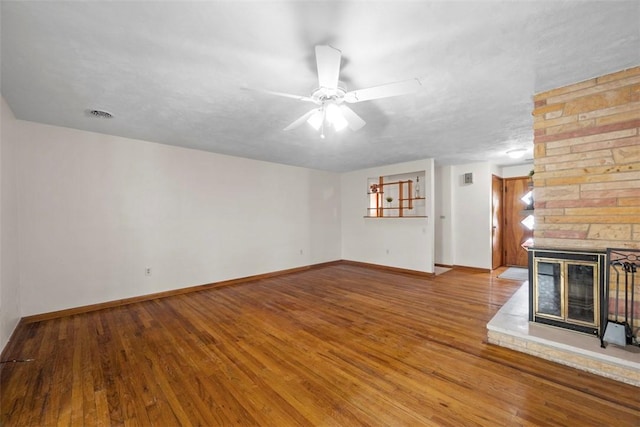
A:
[529,248,604,335]
[603,248,640,347]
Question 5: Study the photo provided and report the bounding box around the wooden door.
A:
[503,177,533,267]
[491,175,503,270]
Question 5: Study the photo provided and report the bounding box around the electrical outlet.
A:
[386,249,390,255]
[145,267,152,276]
[300,249,304,255]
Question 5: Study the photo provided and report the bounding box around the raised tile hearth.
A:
[487,283,640,387]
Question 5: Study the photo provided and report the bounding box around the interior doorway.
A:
[503,177,533,267]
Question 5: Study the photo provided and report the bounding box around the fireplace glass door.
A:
[536,261,562,318]
[566,263,596,324]
[533,257,599,332]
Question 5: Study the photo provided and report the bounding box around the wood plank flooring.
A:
[2,264,639,426]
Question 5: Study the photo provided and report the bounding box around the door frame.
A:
[491,175,504,270]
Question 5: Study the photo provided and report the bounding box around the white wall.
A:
[13,117,341,316]
[434,165,454,266]
[502,163,533,178]
[341,159,435,272]
[0,97,21,351]
[434,161,535,271]
[450,162,493,269]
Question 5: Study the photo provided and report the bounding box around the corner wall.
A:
[434,162,531,270]
[532,66,640,250]
[341,159,435,272]
[0,97,21,351]
[434,165,453,266]
[451,162,493,269]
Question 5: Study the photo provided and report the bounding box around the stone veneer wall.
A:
[532,66,640,250]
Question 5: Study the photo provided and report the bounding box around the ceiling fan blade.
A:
[242,87,317,103]
[315,45,341,91]
[283,108,319,131]
[340,105,366,131]
[344,78,423,103]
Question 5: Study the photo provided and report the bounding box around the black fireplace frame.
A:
[528,248,607,336]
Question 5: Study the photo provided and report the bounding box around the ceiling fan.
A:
[254,45,423,138]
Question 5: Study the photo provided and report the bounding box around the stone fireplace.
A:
[488,66,640,386]
[532,65,640,251]
[531,65,640,338]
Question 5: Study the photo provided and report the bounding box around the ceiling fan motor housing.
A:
[312,82,348,104]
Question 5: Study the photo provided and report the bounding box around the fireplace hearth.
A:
[529,247,640,350]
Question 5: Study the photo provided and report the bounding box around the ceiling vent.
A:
[87,109,113,119]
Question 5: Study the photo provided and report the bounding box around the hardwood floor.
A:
[2,264,639,426]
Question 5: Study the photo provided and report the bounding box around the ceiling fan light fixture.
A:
[326,103,348,131]
[332,115,348,132]
[307,109,324,130]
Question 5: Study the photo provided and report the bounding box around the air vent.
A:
[88,109,113,119]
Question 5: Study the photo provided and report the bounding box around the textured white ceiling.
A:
[2,1,639,172]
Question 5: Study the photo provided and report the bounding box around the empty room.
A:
[1,1,639,426]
